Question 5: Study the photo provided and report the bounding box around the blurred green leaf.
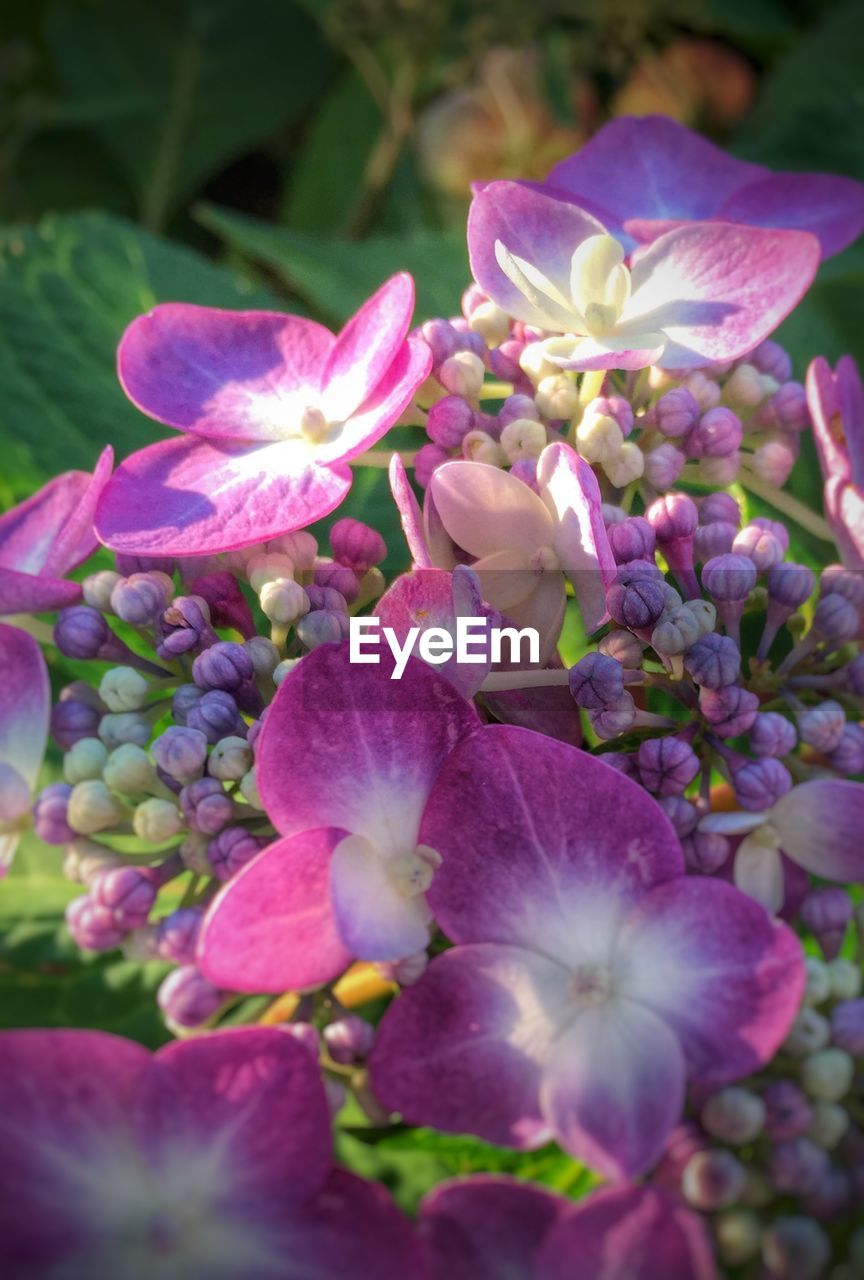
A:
[775,244,864,371]
[197,202,468,324]
[0,210,280,477]
[44,0,336,228]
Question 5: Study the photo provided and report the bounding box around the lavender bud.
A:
[329,518,387,574]
[151,726,208,785]
[701,1087,766,1145]
[637,737,700,795]
[420,318,460,366]
[607,516,656,565]
[682,830,729,873]
[188,571,255,638]
[99,666,149,713]
[684,633,741,689]
[171,684,202,725]
[844,653,864,695]
[651,605,702,656]
[414,442,449,488]
[657,795,699,838]
[698,685,759,736]
[296,609,350,649]
[156,595,217,659]
[98,712,151,751]
[797,701,847,754]
[733,524,785,572]
[590,692,636,739]
[750,712,797,758]
[598,629,644,667]
[694,520,736,563]
[103,744,157,796]
[426,395,475,448]
[498,393,540,426]
[701,553,757,603]
[155,907,203,965]
[192,641,253,693]
[827,724,864,776]
[820,563,864,609]
[82,569,123,612]
[769,1138,830,1194]
[606,568,667,632]
[801,888,853,961]
[771,381,810,432]
[208,826,266,881]
[688,406,743,457]
[33,783,76,844]
[764,1081,814,1140]
[323,1014,376,1065]
[682,1149,746,1210]
[179,778,232,836]
[568,653,625,709]
[643,442,685,489]
[831,999,864,1055]
[812,593,859,645]
[187,689,244,744]
[54,606,110,659]
[766,563,815,610]
[305,585,347,613]
[157,965,223,1029]
[654,386,699,438]
[732,758,792,812]
[762,1217,830,1280]
[92,865,157,930]
[51,698,102,749]
[65,894,125,951]
[110,572,172,625]
[751,340,792,384]
[115,553,174,578]
[313,560,360,604]
[804,957,832,1005]
[700,493,741,526]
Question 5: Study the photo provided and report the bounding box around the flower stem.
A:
[353,448,417,469]
[737,468,835,544]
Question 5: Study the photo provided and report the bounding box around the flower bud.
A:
[800,1048,854,1102]
[296,609,349,649]
[733,524,785,572]
[500,417,547,462]
[33,783,76,844]
[51,698,103,751]
[439,350,485,398]
[820,563,864,608]
[607,516,655,565]
[54,606,110,659]
[155,595,217,659]
[98,712,151,750]
[273,659,300,687]
[63,737,108,785]
[797,701,847,754]
[180,778,233,836]
[769,1138,829,1195]
[187,689,244,744]
[689,406,743,457]
[827,723,864,775]
[603,441,645,488]
[208,736,252,783]
[468,300,510,346]
[637,737,700,796]
[568,652,625,709]
[536,373,579,420]
[65,894,125,951]
[812,592,859,645]
[462,428,505,466]
[590,692,637,739]
[111,572,172,625]
[575,412,623,464]
[93,865,157,930]
[698,685,759,736]
[766,563,815,610]
[151,726,208,785]
[313,559,360,603]
[239,767,263,810]
[426,394,475,448]
[701,1086,766,1145]
[376,950,429,986]
[99,666,150,713]
[657,795,699,838]
[751,340,792,384]
[694,520,736,562]
[651,605,702,656]
[598,629,644,667]
[702,553,757,603]
[192,641,253,693]
[82,569,123,611]
[714,1210,762,1266]
[413,442,449,487]
[685,633,741,689]
[509,457,538,489]
[762,1217,830,1280]
[828,959,861,1001]
[771,381,810,432]
[421,318,460,367]
[683,830,730,873]
[157,965,223,1029]
[67,780,123,835]
[764,1080,814,1139]
[682,1149,746,1210]
[784,1008,831,1057]
[323,1014,376,1065]
[831,999,864,1055]
[801,888,852,961]
[329,517,387,573]
[654,386,699,437]
[103,743,157,796]
[802,955,832,1006]
[750,713,797,758]
[732,758,792,812]
[208,826,266,881]
[132,797,183,843]
[683,370,721,410]
[753,434,798,486]
[606,568,667,632]
[643,442,685,489]
[155,907,203,965]
[807,1100,850,1150]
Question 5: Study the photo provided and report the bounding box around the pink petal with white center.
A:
[329,833,434,961]
[540,1000,685,1180]
[617,877,804,1084]
[0,448,112,577]
[0,1029,151,1267]
[541,332,667,373]
[319,273,416,423]
[95,433,351,555]
[538,442,615,633]
[285,1168,425,1279]
[420,1175,569,1280]
[0,566,83,616]
[536,1186,718,1280]
[770,779,864,883]
[625,223,820,369]
[198,830,351,993]
[256,643,477,854]
[547,116,760,230]
[118,304,336,442]
[468,182,607,329]
[720,171,864,259]
[136,1027,331,1209]
[314,334,432,465]
[423,725,683,952]
[389,454,432,567]
[430,460,556,560]
[370,943,566,1148]
[375,567,492,697]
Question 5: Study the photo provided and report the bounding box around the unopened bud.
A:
[132,797,183,843]
[103,743,157,796]
[99,666,150,713]
[63,737,108,785]
[67,780,124,834]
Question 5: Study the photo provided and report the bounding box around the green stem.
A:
[737,468,835,544]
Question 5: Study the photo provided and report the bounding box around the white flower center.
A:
[389,844,442,898]
[494,233,632,339]
[299,405,342,445]
[570,962,615,1006]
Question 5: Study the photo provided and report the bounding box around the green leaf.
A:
[197,202,469,325]
[44,0,336,228]
[0,210,280,477]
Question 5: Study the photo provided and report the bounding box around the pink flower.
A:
[0,448,112,616]
[468,181,820,371]
[370,725,804,1180]
[0,1026,420,1277]
[198,644,478,991]
[421,1175,717,1280]
[95,276,431,555]
[0,624,50,874]
[542,115,864,259]
[807,355,864,570]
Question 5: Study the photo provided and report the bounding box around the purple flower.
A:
[0,1027,421,1275]
[749,712,797,758]
[95,279,431,555]
[330,517,387,573]
[637,737,700,795]
[683,633,742,691]
[186,689,245,743]
[155,594,218,659]
[180,778,234,836]
[369,725,803,1180]
[807,355,864,570]
[468,180,819,373]
[0,449,112,617]
[539,115,864,259]
[198,645,477,991]
[568,652,625,709]
[151,725,208,785]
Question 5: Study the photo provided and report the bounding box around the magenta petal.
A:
[198,830,351,992]
[137,1027,331,1208]
[547,115,760,229]
[618,877,804,1084]
[721,171,864,259]
[482,684,583,748]
[0,623,50,794]
[256,643,477,850]
[468,181,607,328]
[420,1175,568,1280]
[320,273,416,422]
[0,1029,151,1265]
[370,944,565,1149]
[0,451,111,577]
[287,1168,425,1279]
[536,1186,718,1280]
[118,304,336,442]
[316,334,432,465]
[540,1001,685,1180]
[771,779,864,883]
[423,725,683,949]
[41,446,114,577]
[538,442,615,633]
[95,434,351,555]
[0,566,82,616]
[627,222,820,369]
[389,453,432,567]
